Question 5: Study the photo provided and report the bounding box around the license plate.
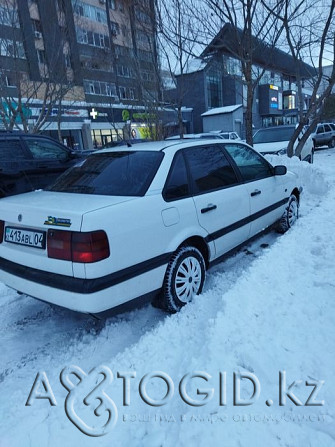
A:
[5,227,46,249]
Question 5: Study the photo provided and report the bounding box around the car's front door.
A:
[223,143,288,237]
[184,144,251,258]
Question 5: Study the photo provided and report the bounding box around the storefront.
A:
[258,84,283,127]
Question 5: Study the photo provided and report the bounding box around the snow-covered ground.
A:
[0,149,334,447]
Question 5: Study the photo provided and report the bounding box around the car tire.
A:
[328,138,335,148]
[161,246,206,313]
[277,194,299,233]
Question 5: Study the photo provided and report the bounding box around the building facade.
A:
[172,24,315,136]
[0,0,167,148]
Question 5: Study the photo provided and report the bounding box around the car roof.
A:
[93,138,242,154]
[255,125,295,132]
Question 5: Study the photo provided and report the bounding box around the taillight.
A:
[0,220,4,243]
[72,231,110,263]
[47,230,71,260]
[47,230,109,263]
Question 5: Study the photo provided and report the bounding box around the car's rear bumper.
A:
[0,255,169,313]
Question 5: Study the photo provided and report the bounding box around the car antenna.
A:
[126,141,132,147]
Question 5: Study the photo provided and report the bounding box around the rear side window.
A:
[224,144,273,182]
[0,139,27,160]
[185,145,238,194]
[163,151,189,201]
[25,138,69,161]
[48,151,164,196]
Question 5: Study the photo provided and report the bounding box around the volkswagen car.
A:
[0,139,301,314]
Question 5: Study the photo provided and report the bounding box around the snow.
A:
[201,104,243,116]
[0,150,335,446]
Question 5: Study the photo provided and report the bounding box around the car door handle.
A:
[201,204,217,213]
[251,189,261,197]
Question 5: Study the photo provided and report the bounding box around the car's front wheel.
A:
[278,194,299,233]
[328,137,335,148]
[161,246,206,313]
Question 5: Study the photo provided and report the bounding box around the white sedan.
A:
[0,139,301,314]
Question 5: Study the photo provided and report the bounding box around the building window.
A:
[72,0,107,24]
[83,79,117,97]
[136,30,152,45]
[31,19,42,33]
[0,39,26,59]
[283,93,296,110]
[116,65,133,78]
[37,49,47,64]
[118,86,136,100]
[141,71,154,82]
[206,69,222,109]
[224,56,241,77]
[0,6,19,27]
[119,86,127,99]
[76,27,88,44]
[75,27,109,48]
[110,21,120,36]
[138,49,152,62]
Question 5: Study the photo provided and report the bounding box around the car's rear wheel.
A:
[161,246,206,313]
[278,194,299,233]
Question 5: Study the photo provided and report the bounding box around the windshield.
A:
[48,151,164,196]
[253,127,295,144]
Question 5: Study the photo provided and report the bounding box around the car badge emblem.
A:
[44,216,72,227]
[18,214,22,222]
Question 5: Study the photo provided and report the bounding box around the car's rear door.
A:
[183,144,251,258]
[223,143,288,237]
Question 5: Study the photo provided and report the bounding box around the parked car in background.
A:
[310,123,335,148]
[0,132,85,197]
[253,125,314,163]
[0,139,302,314]
[209,130,241,140]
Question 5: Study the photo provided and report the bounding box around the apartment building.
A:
[0,0,162,148]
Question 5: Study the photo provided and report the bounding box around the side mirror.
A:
[274,165,287,176]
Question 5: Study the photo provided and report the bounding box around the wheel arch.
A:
[291,187,301,204]
[178,236,210,269]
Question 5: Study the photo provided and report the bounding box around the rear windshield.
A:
[48,151,164,196]
[253,127,295,143]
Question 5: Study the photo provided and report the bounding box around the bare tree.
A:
[263,0,335,158]
[193,0,284,145]
[0,0,82,136]
[155,0,201,137]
